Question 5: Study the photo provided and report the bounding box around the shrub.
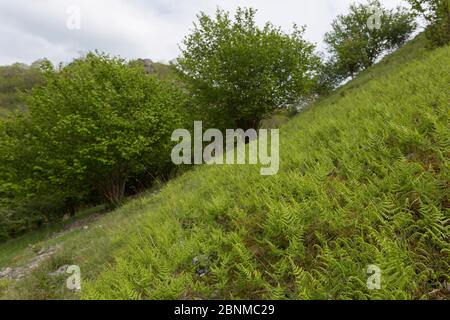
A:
[0,52,189,213]
[407,0,450,46]
[324,0,416,81]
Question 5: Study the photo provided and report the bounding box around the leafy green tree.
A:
[2,52,188,209]
[407,0,450,46]
[177,7,320,130]
[324,0,416,81]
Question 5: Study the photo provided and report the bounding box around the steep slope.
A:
[1,36,448,300]
[82,38,450,300]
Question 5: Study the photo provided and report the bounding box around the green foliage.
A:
[177,7,320,130]
[0,194,68,242]
[0,197,149,299]
[407,0,450,46]
[324,0,416,82]
[0,52,189,236]
[79,38,449,300]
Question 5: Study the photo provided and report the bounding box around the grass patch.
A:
[0,190,160,299]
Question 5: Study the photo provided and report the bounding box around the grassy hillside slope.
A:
[1,36,448,300]
[83,37,449,300]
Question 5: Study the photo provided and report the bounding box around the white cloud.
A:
[0,0,409,65]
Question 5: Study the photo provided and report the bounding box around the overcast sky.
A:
[0,0,409,65]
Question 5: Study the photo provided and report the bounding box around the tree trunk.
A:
[65,197,77,217]
[102,172,127,209]
[237,117,261,131]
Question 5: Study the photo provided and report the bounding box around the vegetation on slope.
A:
[0,33,448,301]
[0,3,426,241]
[323,0,416,82]
[0,191,158,299]
[0,54,190,240]
[177,7,320,130]
[407,0,450,47]
[74,38,449,299]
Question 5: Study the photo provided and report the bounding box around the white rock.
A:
[0,267,12,278]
